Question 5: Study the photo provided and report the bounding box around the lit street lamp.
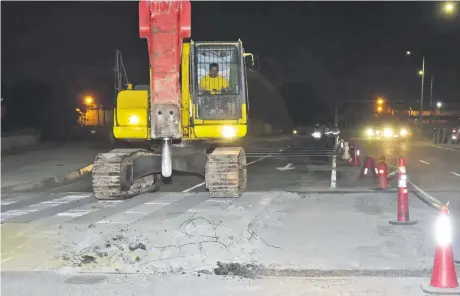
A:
[437,101,442,109]
[85,96,94,105]
[443,2,456,14]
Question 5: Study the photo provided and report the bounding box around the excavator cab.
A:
[188,40,252,140]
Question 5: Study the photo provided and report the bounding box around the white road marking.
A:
[182,147,288,193]
[1,201,17,206]
[330,155,337,189]
[429,145,459,152]
[0,195,90,221]
[96,195,183,225]
[450,172,460,177]
[276,163,295,171]
[407,180,443,207]
[418,160,430,165]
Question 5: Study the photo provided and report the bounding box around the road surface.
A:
[2,136,339,196]
[343,139,460,207]
[2,136,460,295]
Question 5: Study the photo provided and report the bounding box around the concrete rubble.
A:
[52,190,458,280]
[58,192,290,276]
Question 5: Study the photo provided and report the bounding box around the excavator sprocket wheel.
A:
[92,149,159,200]
[205,147,247,198]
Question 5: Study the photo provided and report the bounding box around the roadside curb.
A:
[1,163,94,194]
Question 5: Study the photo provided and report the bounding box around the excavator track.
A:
[92,148,159,200]
[205,147,247,198]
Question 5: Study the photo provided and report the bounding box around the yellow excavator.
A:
[92,0,255,200]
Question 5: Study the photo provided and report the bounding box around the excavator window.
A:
[194,44,242,120]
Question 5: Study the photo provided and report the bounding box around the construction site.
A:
[1,1,460,295]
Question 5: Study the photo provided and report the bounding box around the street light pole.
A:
[429,75,434,124]
[419,56,425,133]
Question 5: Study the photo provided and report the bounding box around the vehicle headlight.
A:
[366,128,374,136]
[383,128,393,137]
[400,128,408,136]
[128,115,140,125]
[312,132,321,138]
[222,126,236,138]
[293,129,298,135]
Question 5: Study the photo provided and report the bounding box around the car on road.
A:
[364,122,412,141]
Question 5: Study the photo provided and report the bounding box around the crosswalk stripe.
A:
[1,194,92,223]
[96,193,187,225]
[36,200,121,225]
[136,193,209,224]
[0,190,292,227]
[64,193,168,225]
[1,193,69,213]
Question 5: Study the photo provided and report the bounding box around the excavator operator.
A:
[199,63,229,95]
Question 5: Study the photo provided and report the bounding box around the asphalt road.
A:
[19,135,338,195]
[2,137,459,224]
[1,135,339,225]
[345,138,460,206]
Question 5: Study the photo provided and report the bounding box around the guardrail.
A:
[1,129,41,152]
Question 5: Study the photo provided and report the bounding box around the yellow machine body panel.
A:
[113,89,150,140]
[181,40,250,142]
[193,124,247,139]
[180,41,192,138]
[113,40,250,143]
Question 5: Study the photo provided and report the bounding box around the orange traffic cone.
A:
[421,204,460,294]
[359,156,377,179]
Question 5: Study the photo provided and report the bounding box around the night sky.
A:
[2,1,459,133]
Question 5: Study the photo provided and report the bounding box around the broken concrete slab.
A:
[38,191,446,277]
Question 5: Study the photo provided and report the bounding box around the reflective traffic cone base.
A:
[422,205,460,294]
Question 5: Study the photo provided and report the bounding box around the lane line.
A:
[330,155,337,189]
[450,172,460,177]
[182,147,288,193]
[418,160,430,165]
[429,144,460,152]
[407,180,443,207]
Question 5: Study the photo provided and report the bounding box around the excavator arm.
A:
[138,0,191,139]
[138,0,191,178]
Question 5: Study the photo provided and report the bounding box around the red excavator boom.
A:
[138,0,191,138]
